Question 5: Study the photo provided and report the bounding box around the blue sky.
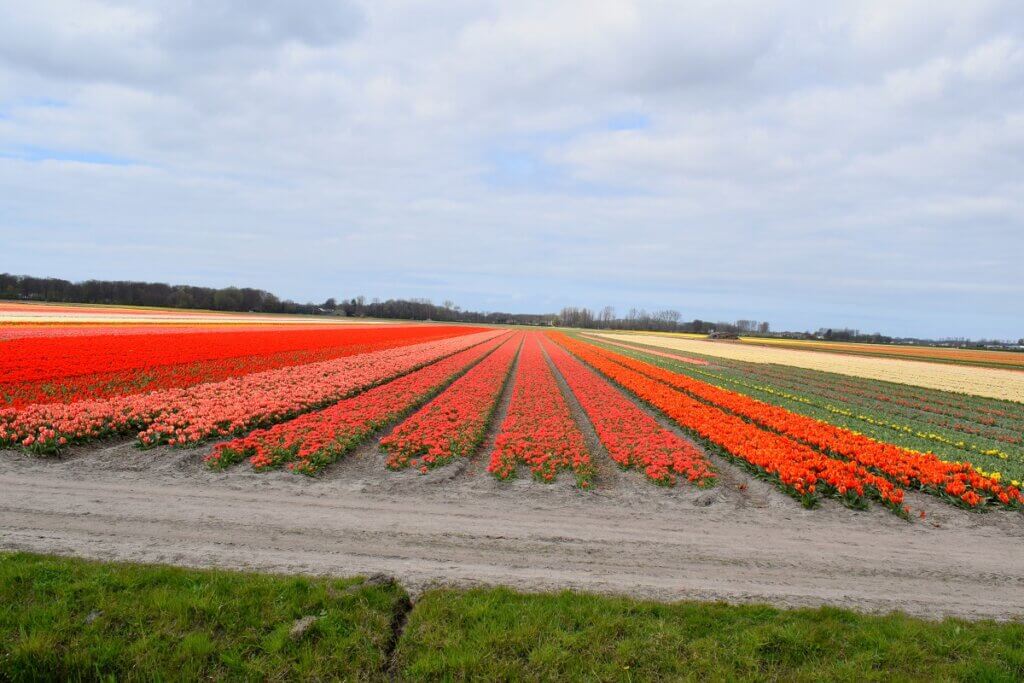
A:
[1,1,1022,339]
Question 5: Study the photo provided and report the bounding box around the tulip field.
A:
[2,319,1023,522]
[585,334,1024,488]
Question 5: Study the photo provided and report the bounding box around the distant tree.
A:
[170,288,194,308]
[262,293,281,312]
[658,309,681,327]
[212,287,243,311]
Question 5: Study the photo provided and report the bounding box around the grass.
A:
[3,553,1023,681]
[395,588,1024,681]
[0,553,406,681]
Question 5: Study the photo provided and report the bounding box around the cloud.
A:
[0,1,1022,338]
[158,0,362,51]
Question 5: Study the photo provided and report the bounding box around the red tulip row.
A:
[382,334,522,471]
[550,332,906,513]
[540,335,714,487]
[1,325,476,409]
[0,330,503,453]
[578,337,1022,509]
[489,334,594,487]
[204,334,511,474]
[2,324,474,384]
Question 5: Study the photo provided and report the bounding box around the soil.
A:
[3,435,1023,621]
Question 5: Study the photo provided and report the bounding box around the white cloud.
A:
[0,0,1022,338]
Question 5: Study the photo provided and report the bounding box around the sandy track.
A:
[2,442,1023,622]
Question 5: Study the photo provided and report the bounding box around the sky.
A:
[1,1,1022,339]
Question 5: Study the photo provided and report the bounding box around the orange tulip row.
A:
[540,334,714,487]
[550,332,907,514]
[575,336,1021,510]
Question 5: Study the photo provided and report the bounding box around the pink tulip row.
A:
[204,333,511,474]
[0,330,503,453]
[382,334,522,471]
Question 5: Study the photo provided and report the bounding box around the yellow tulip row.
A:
[679,365,1018,463]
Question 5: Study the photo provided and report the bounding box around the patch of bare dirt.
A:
[3,439,1023,621]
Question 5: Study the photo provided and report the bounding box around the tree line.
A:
[326,296,555,325]
[0,273,313,315]
[13,272,1005,346]
[557,306,770,335]
[0,273,555,325]
[0,273,773,332]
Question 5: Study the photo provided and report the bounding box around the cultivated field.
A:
[2,307,1023,624]
[0,300,394,326]
[594,332,1024,402]
[741,335,1024,369]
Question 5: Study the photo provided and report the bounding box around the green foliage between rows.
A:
[580,334,1024,483]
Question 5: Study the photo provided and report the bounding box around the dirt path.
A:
[2,442,1023,622]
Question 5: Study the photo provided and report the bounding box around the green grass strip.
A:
[3,553,1023,681]
[0,552,406,681]
[396,587,1024,681]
